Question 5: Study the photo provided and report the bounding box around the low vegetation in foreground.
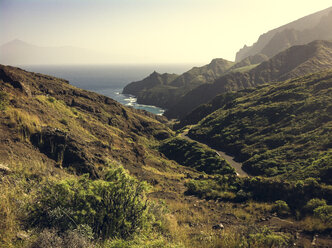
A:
[0,159,186,248]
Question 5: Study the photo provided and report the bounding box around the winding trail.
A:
[180,129,249,177]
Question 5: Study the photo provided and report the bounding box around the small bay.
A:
[22,64,194,115]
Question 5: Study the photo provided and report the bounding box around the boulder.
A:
[212,223,224,230]
[0,164,12,175]
[16,231,29,240]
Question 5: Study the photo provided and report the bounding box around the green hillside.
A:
[1,64,332,246]
[189,70,332,181]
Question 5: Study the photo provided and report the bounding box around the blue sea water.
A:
[22,64,194,115]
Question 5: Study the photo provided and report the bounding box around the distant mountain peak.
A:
[235,6,332,61]
[210,58,233,64]
[10,38,24,43]
[2,39,30,46]
[151,70,159,76]
[0,39,108,65]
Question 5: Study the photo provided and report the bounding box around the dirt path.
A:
[180,130,249,177]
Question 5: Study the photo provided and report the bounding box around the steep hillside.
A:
[188,70,332,180]
[228,53,268,71]
[166,40,332,119]
[0,64,246,247]
[0,64,178,181]
[236,6,332,61]
[121,71,178,97]
[176,90,250,129]
[123,58,234,109]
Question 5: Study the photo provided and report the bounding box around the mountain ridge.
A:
[0,64,174,179]
[165,40,332,119]
[235,6,332,61]
[122,58,235,109]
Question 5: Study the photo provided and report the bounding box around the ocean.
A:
[21,64,194,115]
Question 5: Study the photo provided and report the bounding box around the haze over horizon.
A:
[1,0,332,64]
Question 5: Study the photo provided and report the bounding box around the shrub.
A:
[313,205,332,223]
[235,189,251,202]
[28,165,149,239]
[303,198,327,215]
[272,200,290,217]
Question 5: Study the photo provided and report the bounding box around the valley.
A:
[1,62,331,247]
[1,5,332,248]
[179,128,249,177]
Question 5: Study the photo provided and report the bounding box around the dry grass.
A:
[243,201,273,217]
[0,177,19,248]
[6,108,42,140]
[299,216,332,232]
[35,95,99,142]
[36,95,75,119]
[0,160,70,248]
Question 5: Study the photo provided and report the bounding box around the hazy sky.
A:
[1,0,331,63]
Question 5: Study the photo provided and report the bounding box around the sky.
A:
[1,0,332,64]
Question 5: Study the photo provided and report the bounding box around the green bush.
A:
[313,205,332,223]
[28,165,149,239]
[272,200,290,217]
[303,198,327,215]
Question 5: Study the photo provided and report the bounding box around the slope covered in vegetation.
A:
[2,65,306,248]
[189,70,332,181]
[0,64,186,247]
[159,137,235,175]
[181,70,332,242]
